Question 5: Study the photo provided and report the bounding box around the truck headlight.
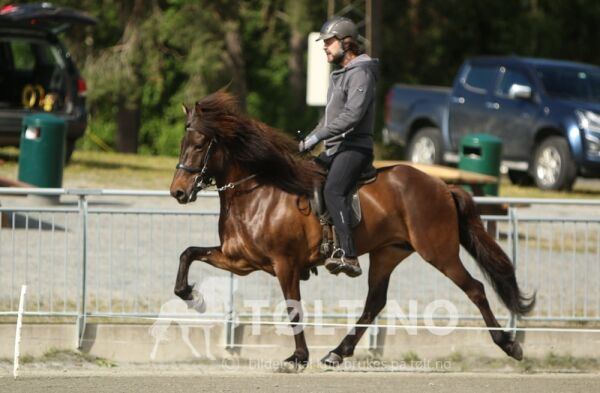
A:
[585,132,600,157]
[576,110,600,157]
[576,110,600,132]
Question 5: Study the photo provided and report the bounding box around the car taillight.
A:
[0,4,16,14]
[77,78,87,97]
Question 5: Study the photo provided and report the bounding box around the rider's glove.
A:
[299,135,319,153]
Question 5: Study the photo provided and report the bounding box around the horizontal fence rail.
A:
[1,188,599,348]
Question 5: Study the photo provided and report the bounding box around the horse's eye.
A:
[195,144,204,150]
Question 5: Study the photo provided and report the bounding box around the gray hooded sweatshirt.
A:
[309,54,379,156]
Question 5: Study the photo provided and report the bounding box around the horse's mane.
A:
[193,91,324,197]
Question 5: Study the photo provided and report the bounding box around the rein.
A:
[215,174,257,192]
[175,138,257,194]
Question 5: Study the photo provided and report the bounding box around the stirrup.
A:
[330,248,345,259]
[324,249,362,278]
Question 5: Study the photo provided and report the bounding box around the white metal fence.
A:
[1,188,599,345]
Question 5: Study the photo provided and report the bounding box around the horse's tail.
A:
[450,187,535,316]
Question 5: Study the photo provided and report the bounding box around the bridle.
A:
[175,138,256,199]
[176,138,216,194]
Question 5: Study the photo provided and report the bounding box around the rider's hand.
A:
[299,135,319,153]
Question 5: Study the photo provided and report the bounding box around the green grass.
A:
[498,177,600,199]
[2,146,600,197]
[0,147,177,190]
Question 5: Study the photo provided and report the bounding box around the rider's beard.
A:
[330,48,345,65]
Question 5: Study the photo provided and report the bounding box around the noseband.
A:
[175,138,216,194]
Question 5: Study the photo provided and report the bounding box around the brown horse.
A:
[169,91,535,367]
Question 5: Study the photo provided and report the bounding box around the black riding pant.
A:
[321,149,373,258]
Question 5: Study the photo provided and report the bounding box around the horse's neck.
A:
[215,164,260,214]
[214,163,249,189]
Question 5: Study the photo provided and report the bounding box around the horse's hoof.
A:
[174,284,193,300]
[321,351,343,367]
[278,354,308,373]
[505,341,523,361]
[185,289,206,313]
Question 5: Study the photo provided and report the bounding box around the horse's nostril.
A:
[171,189,185,201]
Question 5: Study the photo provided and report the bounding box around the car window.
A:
[10,39,35,71]
[496,67,531,97]
[13,38,64,69]
[463,65,497,93]
[536,65,600,104]
[0,36,69,111]
[47,45,66,68]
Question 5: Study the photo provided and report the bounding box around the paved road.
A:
[2,370,600,393]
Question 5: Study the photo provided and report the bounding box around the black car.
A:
[0,3,96,161]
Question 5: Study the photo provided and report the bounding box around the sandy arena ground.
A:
[2,368,600,393]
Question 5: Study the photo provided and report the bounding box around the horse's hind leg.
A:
[322,246,409,366]
[437,256,523,360]
[276,263,309,368]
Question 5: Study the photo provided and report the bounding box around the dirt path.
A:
[2,369,600,393]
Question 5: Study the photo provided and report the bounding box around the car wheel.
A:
[533,137,577,191]
[407,127,443,165]
[508,170,533,186]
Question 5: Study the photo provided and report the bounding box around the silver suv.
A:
[0,3,96,161]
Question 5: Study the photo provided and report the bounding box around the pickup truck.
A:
[383,56,600,190]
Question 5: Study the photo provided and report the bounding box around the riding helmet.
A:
[316,16,358,41]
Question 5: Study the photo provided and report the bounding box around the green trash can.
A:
[18,113,66,188]
[458,133,502,195]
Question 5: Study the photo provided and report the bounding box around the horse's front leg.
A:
[175,245,254,301]
[276,264,309,368]
[174,246,214,300]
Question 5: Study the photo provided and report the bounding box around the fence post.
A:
[508,207,518,338]
[225,271,236,351]
[76,194,88,349]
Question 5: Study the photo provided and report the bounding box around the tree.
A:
[286,0,311,114]
[78,0,159,153]
[39,0,600,156]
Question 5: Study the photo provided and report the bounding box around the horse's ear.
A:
[182,104,189,115]
[217,80,233,93]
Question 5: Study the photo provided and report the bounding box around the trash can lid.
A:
[23,113,66,127]
[461,133,502,147]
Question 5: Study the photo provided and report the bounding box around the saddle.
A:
[310,165,378,257]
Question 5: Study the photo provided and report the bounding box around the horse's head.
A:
[170,103,221,204]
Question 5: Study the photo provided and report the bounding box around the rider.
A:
[299,16,379,278]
